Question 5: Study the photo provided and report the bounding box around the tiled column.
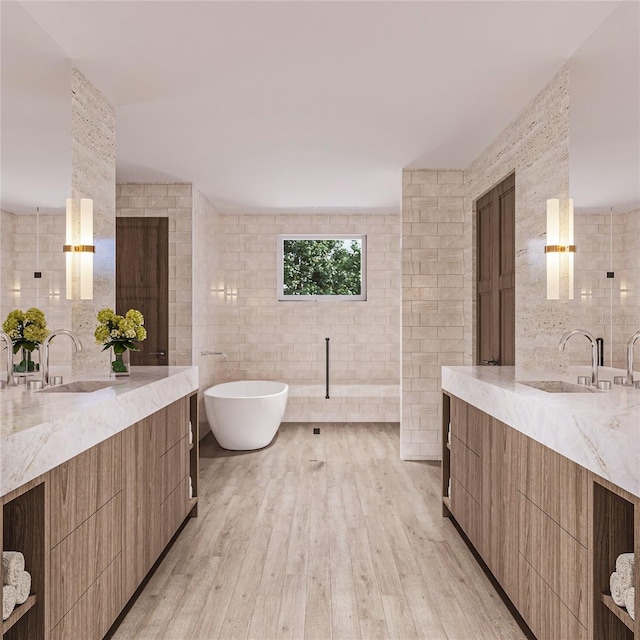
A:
[401,169,466,459]
[71,68,116,375]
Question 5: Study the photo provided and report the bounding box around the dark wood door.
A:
[476,173,515,366]
[116,217,168,366]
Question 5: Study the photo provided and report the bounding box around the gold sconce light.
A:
[545,198,575,300]
[64,198,95,300]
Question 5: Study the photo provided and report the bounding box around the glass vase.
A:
[14,347,39,380]
[110,348,130,377]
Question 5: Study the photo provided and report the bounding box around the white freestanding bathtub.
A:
[204,381,289,450]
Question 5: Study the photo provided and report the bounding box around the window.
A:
[277,235,367,301]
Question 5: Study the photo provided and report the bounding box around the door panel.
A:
[476,173,515,366]
[116,217,169,366]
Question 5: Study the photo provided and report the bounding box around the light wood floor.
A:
[108,423,528,640]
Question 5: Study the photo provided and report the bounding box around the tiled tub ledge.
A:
[442,365,640,497]
[283,384,400,422]
[1,366,198,497]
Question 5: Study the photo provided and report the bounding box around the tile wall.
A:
[571,207,640,369]
[0,210,72,368]
[192,187,220,429]
[401,170,466,458]
[0,211,17,318]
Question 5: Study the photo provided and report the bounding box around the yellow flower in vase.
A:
[95,307,147,375]
[2,307,50,372]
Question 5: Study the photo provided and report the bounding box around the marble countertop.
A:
[1,366,198,497]
[441,366,640,498]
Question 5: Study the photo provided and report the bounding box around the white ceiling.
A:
[7,1,622,214]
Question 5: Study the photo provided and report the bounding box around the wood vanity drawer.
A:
[163,397,189,454]
[450,436,481,504]
[451,477,481,551]
[518,435,589,546]
[518,491,588,626]
[449,396,483,455]
[450,396,468,444]
[518,553,588,640]
[50,493,121,628]
[49,434,122,546]
[464,404,485,456]
[160,477,189,549]
[160,436,189,503]
[50,554,121,640]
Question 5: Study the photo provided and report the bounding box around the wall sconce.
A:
[545,198,575,300]
[64,198,94,300]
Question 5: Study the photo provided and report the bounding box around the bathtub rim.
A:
[204,380,289,401]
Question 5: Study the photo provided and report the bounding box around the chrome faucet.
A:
[0,330,15,387]
[41,329,82,385]
[626,329,640,386]
[558,329,599,386]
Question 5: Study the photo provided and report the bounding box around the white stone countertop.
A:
[0,366,198,497]
[442,365,640,498]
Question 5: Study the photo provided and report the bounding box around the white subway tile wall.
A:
[0,211,18,320]
[192,188,220,430]
[0,211,72,368]
[115,182,193,366]
[570,207,640,369]
[401,170,466,459]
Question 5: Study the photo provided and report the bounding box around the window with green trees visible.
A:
[278,235,366,300]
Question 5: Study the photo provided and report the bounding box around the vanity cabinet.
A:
[1,391,199,640]
[443,393,639,640]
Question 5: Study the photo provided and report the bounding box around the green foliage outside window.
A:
[282,239,362,296]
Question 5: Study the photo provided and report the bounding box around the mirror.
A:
[569,1,639,369]
[0,2,72,371]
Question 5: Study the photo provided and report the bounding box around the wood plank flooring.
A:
[108,423,527,640]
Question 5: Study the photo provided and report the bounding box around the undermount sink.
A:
[39,381,123,393]
[518,380,598,393]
